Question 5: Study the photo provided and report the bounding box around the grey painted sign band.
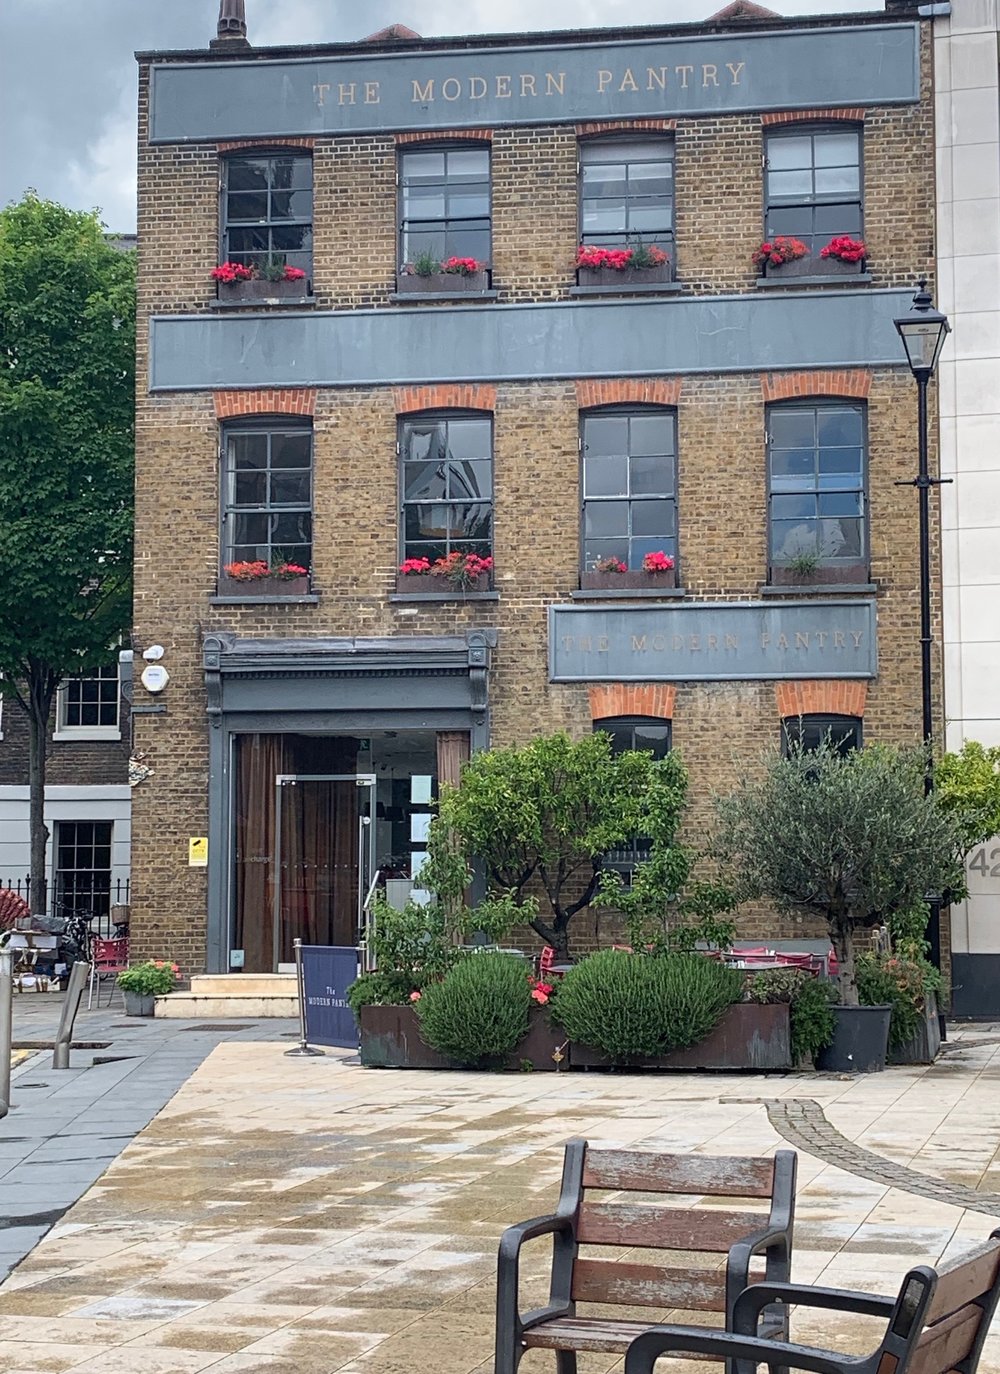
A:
[548,600,877,682]
[149,288,913,392]
[148,23,919,142]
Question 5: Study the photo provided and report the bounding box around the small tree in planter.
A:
[712,741,960,1064]
[117,960,180,1016]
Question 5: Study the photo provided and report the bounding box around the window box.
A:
[770,561,868,588]
[576,261,674,290]
[217,278,311,304]
[395,269,490,295]
[760,254,863,281]
[217,574,310,597]
[581,568,677,591]
[395,572,491,595]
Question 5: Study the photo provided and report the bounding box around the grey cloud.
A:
[1,0,880,231]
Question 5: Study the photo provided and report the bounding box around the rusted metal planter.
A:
[396,270,490,294]
[568,1002,792,1071]
[216,575,310,597]
[580,568,676,591]
[770,561,868,587]
[577,261,674,289]
[394,572,491,595]
[887,993,941,1066]
[358,1003,565,1071]
[762,255,863,279]
[217,278,309,303]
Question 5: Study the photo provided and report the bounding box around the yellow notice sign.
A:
[188,836,208,867]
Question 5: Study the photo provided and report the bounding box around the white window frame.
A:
[54,665,121,742]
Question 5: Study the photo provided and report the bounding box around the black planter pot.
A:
[816,1004,891,1073]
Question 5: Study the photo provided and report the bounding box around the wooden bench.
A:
[495,1138,797,1373]
[624,1232,1000,1374]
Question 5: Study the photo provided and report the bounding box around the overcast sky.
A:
[1,0,880,232]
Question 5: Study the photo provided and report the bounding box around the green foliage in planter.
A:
[551,950,743,1061]
[857,952,935,1049]
[415,953,532,1068]
[747,968,837,1063]
[117,960,179,997]
[346,970,419,1014]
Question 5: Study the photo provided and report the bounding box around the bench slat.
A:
[926,1242,1000,1325]
[910,1305,983,1374]
[583,1149,775,1198]
[571,1259,730,1310]
[577,1203,766,1251]
[523,1317,718,1356]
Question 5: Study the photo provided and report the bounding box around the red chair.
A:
[88,936,129,1009]
[538,945,573,979]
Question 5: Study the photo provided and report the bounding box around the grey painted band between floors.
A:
[148,287,916,392]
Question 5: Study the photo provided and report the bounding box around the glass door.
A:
[273,774,375,968]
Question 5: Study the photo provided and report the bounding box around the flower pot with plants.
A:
[580,551,676,590]
[397,253,490,294]
[212,260,310,302]
[819,236,867,275]
[752,237,812,278]
[713,739,960,1073]
[770,553,868,587]
[576,243,673,289]
[395,552,493,594]
[218,560,310,596]
[117,959,181,1016]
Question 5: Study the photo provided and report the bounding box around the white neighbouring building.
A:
[935,0,1000,1015]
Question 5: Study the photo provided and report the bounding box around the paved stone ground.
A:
[2,1023,1000,1374]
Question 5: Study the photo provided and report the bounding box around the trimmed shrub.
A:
[857,953,931,1049]
[416,953,532,1067]
[748,968,837,1063]
[552,950,743,1061]
[346,971,417,1015]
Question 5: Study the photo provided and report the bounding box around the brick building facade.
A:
[132,1,941,980]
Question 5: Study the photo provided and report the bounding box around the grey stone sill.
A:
[389,590,500,603]
[755,273,872,289]
[389,290,499,303]
[568,281,683,297]
[208,296,316,310]
[759,582,877,596]
[570,587,687,599]
[209,593,320,605]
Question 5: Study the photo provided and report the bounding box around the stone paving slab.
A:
[1,1026,1000,1371]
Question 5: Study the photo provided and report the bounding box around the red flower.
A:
[211,261,254,283]
[752,237,809,269]
[283,266,307,280]
[440,256,486,276]
[820,235,867,264]
[399,557,432,575]
[642,551,675,573]
[593,556,627,574]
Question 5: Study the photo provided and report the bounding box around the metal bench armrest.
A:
[733,1281,895,1334]
[496,1214,576,1373]
[624,1323,869,1374]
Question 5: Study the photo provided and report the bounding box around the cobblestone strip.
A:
[766,1098,1000,1218]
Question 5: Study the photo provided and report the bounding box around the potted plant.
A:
[576,242,673,289]
[117,959,180,1016]
[581,550,676,590]
[770,551,869,587]
[212,259,309,302]
[752,236,812,278]
[397,252,490,295]
[218,559,310,596]
[819,235,868,275]
[713,740,961,1073]
[396,551,493,594]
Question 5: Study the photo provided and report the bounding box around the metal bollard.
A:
[284,938,324,1058]
[0,950,13,1119]
[52,960,91,1070]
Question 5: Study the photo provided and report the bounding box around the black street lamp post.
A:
[893,281,951,975]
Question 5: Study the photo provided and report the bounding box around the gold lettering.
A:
[708,634,719,650]
[631,635,647,652]
[761,633,770,648]
[597,635,609,652]
[545,71,565,95]
[647,66,669,91]
[675,64,694,87]
[495,74,512,98]
[851,630,864,648]
[702,64,720,87]
[313,82,330,107]
[561,636,574,652]
[777,634,789,650]
[597,69,613,93]
[469,76,487,99]
[672,636,685,652]
[338,82,356,105]
[578,636,592,652]
[727,61,745,85]
[441,77,461,101]
[689,635,701,651]
[725,634,738,649]
[619,68,639,93]
[816,631,828,647]
[412,78,434,103]
[652,635,667,651]
[795,632,810,649]
[520,74,537,97]
[834,631,846,648]
[364,81,380,104]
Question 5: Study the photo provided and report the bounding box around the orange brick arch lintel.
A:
[396,129,492,144]
[217,137,317,151]
[774,680,868,720]
[213,389,317,419]
[761,109,865,126]
[576,119,677,137]
[589,684,677,721]
[576,378,682,409]
[761,370,871,402]
[393,384,497,413]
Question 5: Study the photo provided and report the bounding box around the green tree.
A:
[0,194,135,908]
[435,730,690,959]
[712,741,960,1005]
[935,741,1000,857]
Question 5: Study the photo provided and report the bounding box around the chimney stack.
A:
[211,0,250,48]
